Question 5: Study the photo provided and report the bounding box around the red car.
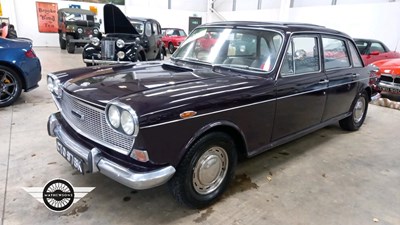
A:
[354,38,400,65]
[161,28,187,54]
[372,58,400,94]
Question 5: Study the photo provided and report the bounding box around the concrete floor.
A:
[1,47,400,225]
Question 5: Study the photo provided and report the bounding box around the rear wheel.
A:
[0,66,22,107]
[339,91,368,131]
[59,33,66,50]
[168,132,237,209]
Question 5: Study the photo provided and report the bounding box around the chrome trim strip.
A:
[48,113,176,190]
[141,98,276,129]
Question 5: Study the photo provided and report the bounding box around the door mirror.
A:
[370,51,380,56]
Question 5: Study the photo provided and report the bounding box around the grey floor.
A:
[1,47,399,225]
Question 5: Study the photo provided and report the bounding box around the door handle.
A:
[318,79,329,84]
[352,73,360,78]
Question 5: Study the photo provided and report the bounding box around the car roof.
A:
[127,17,157,22]
[354,38,381,43]
[58,8,96,15]
[200,21,350,37]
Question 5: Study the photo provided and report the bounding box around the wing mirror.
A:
[370,51,380,56]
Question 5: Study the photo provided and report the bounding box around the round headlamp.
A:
[91,37,100,46]
[116,39,125,48]
[77,27,83,34]
[47,74,62,98]
[47,77,54,92]
[117,51,125,59]
[93,28,99,35]
[106,102,139,136]
[108,105,121,128]
[121,110,134,135]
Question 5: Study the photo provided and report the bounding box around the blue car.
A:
[0,38,41,107]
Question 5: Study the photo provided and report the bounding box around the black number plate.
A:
[56,140,84,174]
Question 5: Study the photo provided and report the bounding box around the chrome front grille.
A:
[59,91,134,155]
[101,40,115,60]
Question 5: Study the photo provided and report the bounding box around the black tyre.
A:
[156,48,164,60]
[339,91,368,131]
[66,35,75,54]
[59,34,66,50]
[168,132,237,209]
[0,66,22,107]
[86,63,93,67]
[168,43,175,54]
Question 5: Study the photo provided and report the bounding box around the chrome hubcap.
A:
[193,146,228,195]
[0,71,18,104]
[353,97,366,123]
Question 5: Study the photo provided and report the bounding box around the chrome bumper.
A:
[83,59,131,65]
[377,81,400,91]
[47,112,175,190]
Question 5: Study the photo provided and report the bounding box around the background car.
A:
[371,58,400,94]
[0,38,41,107]
[161,28,187,54]
[57,8,102,54]
[354,38,400,65]
[83,4,165,66]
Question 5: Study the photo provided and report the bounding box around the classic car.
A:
[0,38,41,107]
[161,28,187,54]
[83,4,165,66]
[354,38,400,65]
[371,58,400,94]
[57,8,102,54]
[47,21,374,208]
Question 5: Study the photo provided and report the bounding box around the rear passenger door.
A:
[321,36,361,121]
[272,35,327,141]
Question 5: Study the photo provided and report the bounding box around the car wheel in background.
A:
[59,33,66,50]
[168,132,237,209]
[0,66,22,107]
[339,91,368,131]
[168,43,175,54]
[156,48,164,60]
[66,35,75,54]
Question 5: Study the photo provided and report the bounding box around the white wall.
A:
[213,1,400,50]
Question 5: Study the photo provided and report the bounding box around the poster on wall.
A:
[36,2,58,33]
[62,0,125,5]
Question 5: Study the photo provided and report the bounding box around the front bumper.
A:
[83,58,131,65]
[376,81,400,94]
[47,112,176,190]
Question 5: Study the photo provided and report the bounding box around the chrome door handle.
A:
[318,79,329,84]
[352,73,360,78]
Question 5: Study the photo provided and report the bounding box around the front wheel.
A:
[66,35,75,54]
[59,33,66,50]
[156,48,164,60]
[0,66,22,107]
[168,43,175,54]
[168,132,237,209]
[339,91,368,131]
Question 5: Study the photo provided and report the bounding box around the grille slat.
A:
[101,40,115,60]
[59,91,134,155]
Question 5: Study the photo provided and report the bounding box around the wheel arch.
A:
[179,121,248,165]
[0,61,26,90]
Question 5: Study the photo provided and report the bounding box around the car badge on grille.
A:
[71,110,85,121]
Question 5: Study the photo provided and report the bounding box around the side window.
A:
[322,37,350,70]
[145,22,152,37]
[152,22,158,35]
[281,36,320,76]
[348,42,363,67]
[370,42,385,53]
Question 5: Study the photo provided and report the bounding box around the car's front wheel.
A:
[168,132,237,209]
[59,33,66,50]
[339,91,368,131]
[168,43,175,54]
[0,66,22,107]
[66,35,75,54]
